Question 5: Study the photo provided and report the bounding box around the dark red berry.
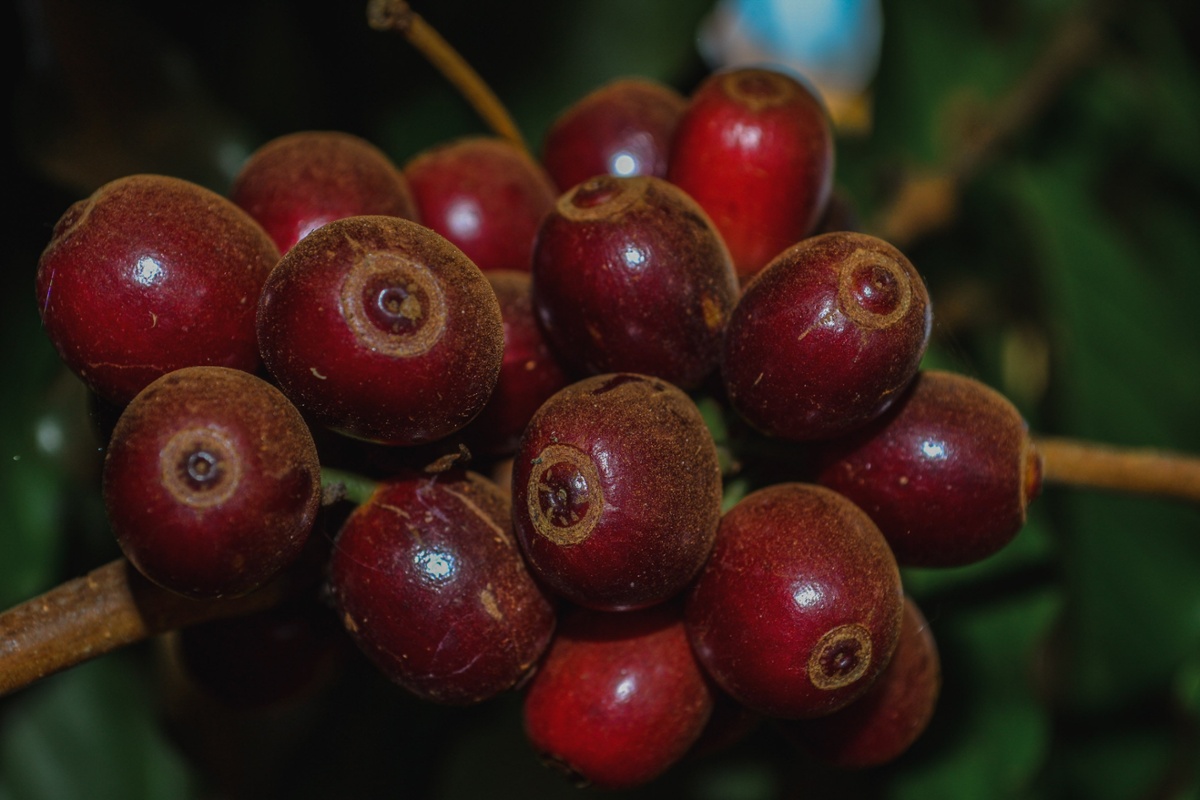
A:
[230,130,418,253]
[780,595,940,768]
[522,603,715,790]
[667,67,835,279]
[256,215,504,445]
[722,231,932,441]
[35,174,280,407]
[102,366,321,598]
[541,77,687,192]
[512,373,722,611]
[685,483,903,719]
[816,370,1043,567]
[459,270,571,457]
[403,136,557,272]
[329,470,555,705]
[531,174,738,389]
[174,598,342,708]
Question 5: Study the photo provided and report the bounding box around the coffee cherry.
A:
[102,366,321,598]
[256,215,504,445]
[780,595,940,768]
[531,175,739,389]
[722,232,932,441]
[328,470,555,705]
[35,174,280,407]
[403,136,557,272]
[685,483,903,719]
[174,598,342,708]
[667,67,835,279]
[541,77,687,192]
[459,270,571,458]
[230,130,419,254]
[522,603,715,790]
[512,373,722,611]
[816,370,1043,567]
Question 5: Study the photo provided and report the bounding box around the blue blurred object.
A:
[698,0,883,131]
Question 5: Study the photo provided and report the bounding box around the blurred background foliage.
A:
[2,0,1199,797]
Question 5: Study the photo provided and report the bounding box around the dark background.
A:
[2,0,1200,797]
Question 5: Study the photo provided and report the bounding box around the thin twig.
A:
[366,0,529,156]
[872,6,1110,249]
[0,558,312,698]
[1036,436,1200,504]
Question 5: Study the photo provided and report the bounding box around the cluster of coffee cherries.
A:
[34,65,1042,789]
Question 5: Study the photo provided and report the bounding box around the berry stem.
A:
[366,0,529,156]
[0,558,308,698]
[1036,436,1200,504]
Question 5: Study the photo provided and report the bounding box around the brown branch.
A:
[366,0,529,156]
[871,5,1111,249]
[1035,437,1200,504]
[0,558,311,698]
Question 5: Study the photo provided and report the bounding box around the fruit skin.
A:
[404,136,557,272]
[667,67,835,279]
[541,77,687,192]
[522,603,715,790]
[779,595,940,768]
[329,470,556,705]
[722,231,932,442]
[459,270,571,457]
[256,215,504,445]
[102,366,321,599]
[35,174,281,407]
[230,130,419,254]
[511,373,722,611]
[531,174,739,389]
[816,370,1042,567]
[685,483,904,719]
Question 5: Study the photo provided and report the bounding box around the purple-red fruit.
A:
[329,471,555,705]
[512,373,722,611]
[175,599,341,708]
[102,366,321,598]
[685,483,903,719]
[722,232,931,441]
[230,130,418,253]
[460,271,571,457]
[404,136,557,272]
[531,175,738,389]
[256,215,504,445]
[780,595,940,768]
[522,603,715,790]
[816,370,1042,567]
[667,67,835,280]
[36,174,280,407]
[541,77,687,192]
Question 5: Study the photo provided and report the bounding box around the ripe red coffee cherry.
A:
[102,366,321,598]
[230,130,419,253]
[531,174,739,389]
[35,174,280,407]
[522,603,715,790]
[816,370,1043,567]
[541,77,687,192]
[512,373,722,611]
[667,67,835,279]
[256,215,504,445]
[459,270,571,457]
[329,470,556,705]
[722,232,932,441]
[685,483,903,719]
[780,595,941,768]
[403,136,557,272]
